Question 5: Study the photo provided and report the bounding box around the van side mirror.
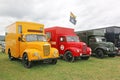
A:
[46,35,51,41]
[46,32,51,41]
[21,35,26,42]
[21,37,25,42]
[18,35,26,42]
[18,37,21,41]
[47,38,50,42]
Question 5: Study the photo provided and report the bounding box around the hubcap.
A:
[66,53,73,61]
[24,55,29,65]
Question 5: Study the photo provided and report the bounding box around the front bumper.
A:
[31,57,58,62]
[117,50,120,56]
[80,54,90,58]
[107,51,117,55]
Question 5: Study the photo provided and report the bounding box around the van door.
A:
[89,37,97,51]
[18,25,27,58]
[14,25,22,58]
[58,36,66,55]
[18,25,26,57]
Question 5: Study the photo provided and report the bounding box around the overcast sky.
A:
[0,0,120,35]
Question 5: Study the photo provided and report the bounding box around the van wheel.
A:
[64,51,74,62]
[8,50,14,61]
[81,56,89,60]
[50,59,57,64]
[22,53,32,68]
[96,49,104,58]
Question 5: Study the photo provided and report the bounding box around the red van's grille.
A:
[83,45,87,53]
[43,45,50,56]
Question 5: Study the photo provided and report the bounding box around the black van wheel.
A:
[96,49,104,58]
[50,59,57,64]
[8,50,14,61]
[22,53,32,68]
[64,51,74,62]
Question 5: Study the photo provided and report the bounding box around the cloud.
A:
[75,0,120,31]
[0,0,120,35]
[0,0,36,18]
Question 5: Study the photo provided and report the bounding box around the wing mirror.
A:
[18,35,26,42]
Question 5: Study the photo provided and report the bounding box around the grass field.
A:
[0,53,120,80]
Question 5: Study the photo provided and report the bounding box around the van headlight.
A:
[54,50,58,56]
[33,52,38,56]
[54,50,58,54]
[106,48,110,51]
[76,49,80,53]
[115,47,118,51]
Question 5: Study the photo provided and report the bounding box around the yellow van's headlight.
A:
[33,52,38,56]
[54,50,58,57]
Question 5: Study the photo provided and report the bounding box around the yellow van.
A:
[5,21,59,68]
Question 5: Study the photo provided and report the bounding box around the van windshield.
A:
[66,36,79,42]
[96,37,106,42]
[26,34,47,42]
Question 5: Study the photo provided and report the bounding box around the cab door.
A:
[58,36,66,55]
[13,25,22,58]
[88,37,98,51]
[18,25,26,58]
[18,25,27,58]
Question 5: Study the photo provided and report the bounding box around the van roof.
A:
[45,26,75,35]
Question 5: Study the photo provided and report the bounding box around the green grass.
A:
[0,53,120,80]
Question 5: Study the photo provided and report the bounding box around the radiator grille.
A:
[109,46,114,51]
[83,45,87,53]
[43,45,50,56]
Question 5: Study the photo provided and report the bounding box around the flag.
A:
[69,12,77,25]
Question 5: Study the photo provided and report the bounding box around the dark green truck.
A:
[76,29,118,58]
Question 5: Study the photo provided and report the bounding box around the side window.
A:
[46,32,51,40]
[60,37,65,42]
[18,25,22,33]
[89,38,96,43]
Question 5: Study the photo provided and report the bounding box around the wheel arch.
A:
[63,50,75,62]
[8,48,10,53]
[22,52,27,57]
[64,47,79,56]
[94,47,106,54]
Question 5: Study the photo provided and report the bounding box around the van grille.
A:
[83,45,87,53]
[43,45,50,56]
[109,46,114,51]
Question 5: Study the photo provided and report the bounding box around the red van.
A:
[45,26,91,62]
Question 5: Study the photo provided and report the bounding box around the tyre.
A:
[64,51,74,62]
[96,49,104,58]
[50,59,57,64]
[59,55,63,59]
[81,56,89,60]
[8,50,14,61]
[22,53,32,68]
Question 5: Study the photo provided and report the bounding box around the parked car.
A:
[1,42,5,53]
